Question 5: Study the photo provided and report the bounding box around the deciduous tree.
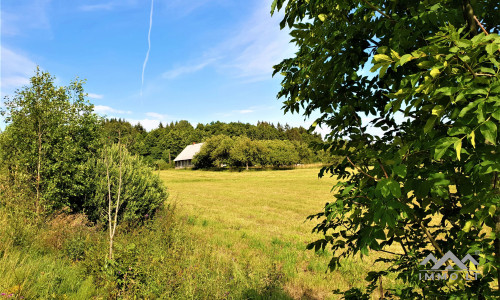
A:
[273,0,499,297]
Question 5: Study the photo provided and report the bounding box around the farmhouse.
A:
[174,143,204,169]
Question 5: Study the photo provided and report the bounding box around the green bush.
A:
[153,159,173,170]
[84,143,168,224]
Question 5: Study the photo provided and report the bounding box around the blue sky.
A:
[1,0,330,134]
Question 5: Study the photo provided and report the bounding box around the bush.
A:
[84,144,168,224]
[153,159,173,170]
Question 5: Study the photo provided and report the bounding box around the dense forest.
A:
[102,118,334,169]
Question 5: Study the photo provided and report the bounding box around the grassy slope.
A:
[159,168,397,299]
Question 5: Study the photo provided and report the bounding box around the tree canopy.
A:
[273,0,499,297]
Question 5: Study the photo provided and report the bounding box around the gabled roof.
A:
[174,143,204,162]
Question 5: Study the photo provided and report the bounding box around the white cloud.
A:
[235,109,254,114]
[159,0,294,83]
[0,46,37,95]
[215,105,272,118]
[217,2,295,81]
[78,0,140,12]
[1,0,52,36]
[87,93,103,99]
[313,126,332,139]
[79,3,115,12]
[127,118,162,131]
[162,59,217,79]
[164,0,216,18]
[145,112,168,120]
[93,105,132,115]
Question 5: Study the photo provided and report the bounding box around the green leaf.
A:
[270,0,278,14]
[390,49,400,60]
[432,105,444,116]
[430,68,441,78]
[417,61,433,69]
[434,137,459,160]
[480,120,497,144]
[373,54,392,63]
[424,115,437,133]
[454,139,462,161]
[447,126,470,136]
[377,179,401,198]
[388,180,402,198]
[399,54,413,66]
[379,64,389,78]
[463,220,472,233]
[393,165,407,178]
[318,14,327,22]
[492,109,500,121]
[489,205,496,217]
[469,131,476,148]
[486,42,498,55]
[459,99,482,117]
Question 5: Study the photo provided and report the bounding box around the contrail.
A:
[141,0,154,97]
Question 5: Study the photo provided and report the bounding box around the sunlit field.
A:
[160,167,401,299]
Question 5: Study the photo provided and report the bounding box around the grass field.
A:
[0,167,402,299]
[159,167,400,299]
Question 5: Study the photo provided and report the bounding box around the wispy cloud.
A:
[215,1,295,81]
[79,3,115,12]
[160,0,295,83]
[0,46,37,95]
[94,105,132,115]
[141,0,155,96]
[145,112,168,120]
[216,105,273,117]
[235,109,254,114]
[164,0,215,18]
[1,0,52,36]
[162,59,217,79]
[87,93,103,99]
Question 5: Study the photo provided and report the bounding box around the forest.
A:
[102,118,334,169]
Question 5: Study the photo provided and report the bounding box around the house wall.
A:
[175,159,193,169]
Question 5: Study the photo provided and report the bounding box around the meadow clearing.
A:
[159,167,401,299]
[0,166,404,299]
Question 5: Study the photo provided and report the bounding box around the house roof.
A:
[173,143,204,162]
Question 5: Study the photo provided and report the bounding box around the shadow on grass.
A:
[193,165,328,172]
[241,288,294,300]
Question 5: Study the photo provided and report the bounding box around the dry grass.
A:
[159,168,402,299]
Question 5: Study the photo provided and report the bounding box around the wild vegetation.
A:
[0,70,341,299]
[273,0,499,298]
[2,0,499,299]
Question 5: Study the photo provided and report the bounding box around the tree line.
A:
[102,118,335,169]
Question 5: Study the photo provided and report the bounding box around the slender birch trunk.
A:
[107,132,123,260]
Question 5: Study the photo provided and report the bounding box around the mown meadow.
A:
[158,167,403,299]
[0,166,404,299]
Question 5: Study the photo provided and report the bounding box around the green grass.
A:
[159,168,399,299]
[0,167,402,299]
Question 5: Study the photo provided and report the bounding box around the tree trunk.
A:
[36,127,42,215]
[246,162,249,170]
[106,148,113,259]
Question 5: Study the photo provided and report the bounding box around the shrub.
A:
[84,144,168,224]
